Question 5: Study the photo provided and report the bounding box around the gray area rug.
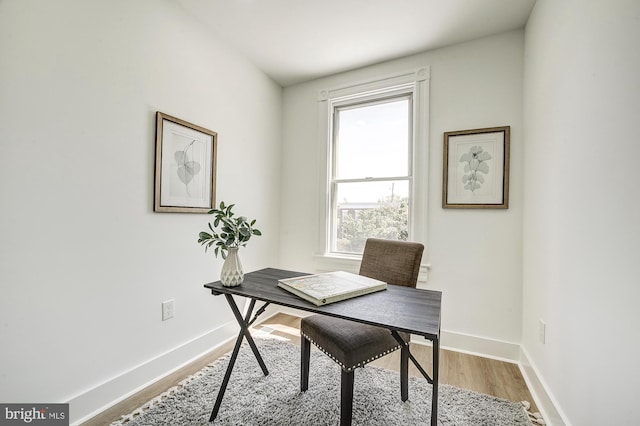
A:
[112,337,532,425]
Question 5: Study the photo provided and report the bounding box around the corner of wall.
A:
[519,346,568,426]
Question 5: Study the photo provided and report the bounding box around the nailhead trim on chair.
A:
[300,331,408,372]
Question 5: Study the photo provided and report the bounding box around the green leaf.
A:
[198,201,261,254]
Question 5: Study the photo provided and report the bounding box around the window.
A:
[331,95,412,254]
[318,67,430,259]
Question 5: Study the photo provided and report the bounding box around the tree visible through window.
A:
[330,95,412,255]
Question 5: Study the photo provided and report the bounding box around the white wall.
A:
[0,0,282,423]
[280,31,524,347]
[522,0,640,424]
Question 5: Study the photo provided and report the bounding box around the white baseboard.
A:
[437,330,521,363]
[68,321,238,426]
[519,347,569,426]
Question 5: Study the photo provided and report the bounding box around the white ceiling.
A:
[177,0,536,87]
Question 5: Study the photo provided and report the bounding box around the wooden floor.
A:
[83,313,536,425]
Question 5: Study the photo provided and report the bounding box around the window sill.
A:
[313,254,362,274]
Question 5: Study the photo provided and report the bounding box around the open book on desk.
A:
[277,270,387,306]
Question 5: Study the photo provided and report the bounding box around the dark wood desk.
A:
[204,267,442,425]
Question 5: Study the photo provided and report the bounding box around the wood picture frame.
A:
[154,112,217,213]
[443,126,510,209]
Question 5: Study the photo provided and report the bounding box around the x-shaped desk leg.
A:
[391,330,440,426]
[209,295,268,422]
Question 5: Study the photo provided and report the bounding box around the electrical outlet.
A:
[162,299,175,321]
[539,319,546,344]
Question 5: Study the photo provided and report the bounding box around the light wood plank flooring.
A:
[83,313,536,425]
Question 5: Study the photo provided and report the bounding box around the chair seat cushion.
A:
[301,315,409,371]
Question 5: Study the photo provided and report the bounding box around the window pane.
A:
[335,98,410,180]
[333,180,409,254]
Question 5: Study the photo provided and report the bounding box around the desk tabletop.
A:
[204,267,441,340]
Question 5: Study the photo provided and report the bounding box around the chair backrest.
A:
[358,238,424,288]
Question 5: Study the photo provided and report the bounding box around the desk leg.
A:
[431,336,439,426]
[391,330,438,424]
[227,296,269,376]
[209,296,269,422]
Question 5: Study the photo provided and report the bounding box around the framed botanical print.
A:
[443,126,510,209]
[154,112,217,213]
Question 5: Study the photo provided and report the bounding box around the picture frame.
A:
[442,126,510,209]
[154,112,217,213]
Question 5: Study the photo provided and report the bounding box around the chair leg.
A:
[301,336,311,391]
[340,370,354,426]
[400,345,409,401]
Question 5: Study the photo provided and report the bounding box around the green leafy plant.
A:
[197,202,262,259]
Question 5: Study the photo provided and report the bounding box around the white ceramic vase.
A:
[220,247,244,287]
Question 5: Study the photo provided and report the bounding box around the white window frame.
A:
[315,67,430,271]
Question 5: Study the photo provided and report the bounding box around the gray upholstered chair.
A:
[300,238,424,425]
